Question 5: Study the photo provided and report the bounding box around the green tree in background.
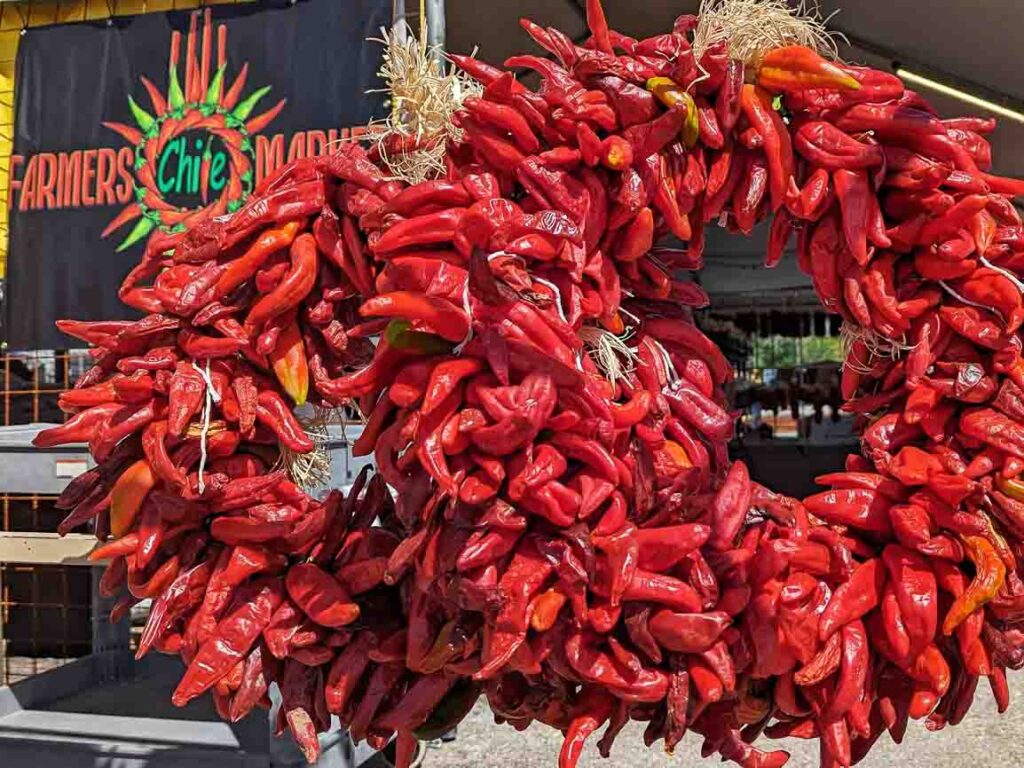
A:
[752,335,842,368]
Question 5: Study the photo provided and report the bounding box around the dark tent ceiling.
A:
[441,0,1024,314]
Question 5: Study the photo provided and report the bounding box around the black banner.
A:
[5,0,389,349]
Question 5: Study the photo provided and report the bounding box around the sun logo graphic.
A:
[101,10,285,252]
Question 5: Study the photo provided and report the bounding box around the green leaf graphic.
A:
[206,66,225,106]
[128,96,156,134]
[232,86,271,122]
[116,216,156,252]
[168,65,185,111]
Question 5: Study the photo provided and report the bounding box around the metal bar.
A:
[0,532,97,565]
[424,0,445,52]
[3,354,10,426]
[393,0,407,40]
[0,562,5,684]
[30,561,38,676]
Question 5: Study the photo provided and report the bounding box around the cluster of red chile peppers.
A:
[33,2,1024,766]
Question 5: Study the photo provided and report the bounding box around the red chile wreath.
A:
[35,1,1024,766]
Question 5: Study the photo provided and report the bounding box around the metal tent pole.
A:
[424,0,446,52]
[394,0,408,38]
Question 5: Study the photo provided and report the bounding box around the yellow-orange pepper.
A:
[110,459,157,537]
[530,588,569,632]
[943,535,1006,635]
[270,318,310,406]
[996,475,1024,502]
[645,78,700,148]
[757,45,861,94]
[663,441,692,469]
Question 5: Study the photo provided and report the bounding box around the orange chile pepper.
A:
[943,536,1006,635]
[756,45,861,93]
[215,220,302,298]
[740,84,794,212]
[269,318,309,406]
[244,233,318,334]
[129,552,183,600]
[110,459,157,537]
[477,539,554,679]
[660,440,692,470]
[601,136,633,170]
[530,588,568,632]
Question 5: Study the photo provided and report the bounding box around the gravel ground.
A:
[422,679,1024,768]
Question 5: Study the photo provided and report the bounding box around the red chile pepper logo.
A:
[103,11,285,252]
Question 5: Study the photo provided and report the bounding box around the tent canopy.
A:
[444,0,1024,311]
